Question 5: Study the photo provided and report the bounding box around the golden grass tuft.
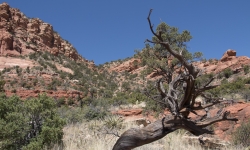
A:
[50,117,245,150]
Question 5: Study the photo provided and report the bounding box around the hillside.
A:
[1,2,250,101]
[0,2,91,62]
[1,3,250,149]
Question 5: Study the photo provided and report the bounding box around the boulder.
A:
[220,49,236,62]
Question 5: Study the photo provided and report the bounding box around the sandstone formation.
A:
[0,2,92,64]
[0,56,35,70]
[220,49,236,62]
[109,58,141,73]
[113,102,250,142]
[193,49,250,74]
[113,108,143,116]
[210,102,250,141]
[107,49,250,80]
[5,89,83,100]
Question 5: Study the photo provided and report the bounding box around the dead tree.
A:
[112,9,238,150]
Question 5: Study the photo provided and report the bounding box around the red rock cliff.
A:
[0,2,89,63]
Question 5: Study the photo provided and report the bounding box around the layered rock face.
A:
[193,49,250,74]
[0,2,88,62]
[109,58,141,73]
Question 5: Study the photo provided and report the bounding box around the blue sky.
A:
[3,1,250,65]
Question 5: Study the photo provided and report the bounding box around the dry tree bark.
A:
[112,9,238,150]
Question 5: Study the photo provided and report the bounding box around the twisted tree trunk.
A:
[113,113,237,150]
[112,9,238,150]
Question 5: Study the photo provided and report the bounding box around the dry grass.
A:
[50,117,245,150]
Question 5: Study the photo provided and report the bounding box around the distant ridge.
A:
[0,2,93,64]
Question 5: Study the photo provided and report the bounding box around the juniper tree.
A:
[113,9,237,150]
[0,94,65,149]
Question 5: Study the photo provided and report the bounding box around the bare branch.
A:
[144,89,169,106]
[204,77,215,87]
[156,78,166,97]
[192,100,225,110]
[196,111,238,128]
[196,85,219,95]
[102,127,120,137]
[147,9,163,41]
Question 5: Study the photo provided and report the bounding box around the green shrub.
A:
[59,71,67,79]
[0,94,65,149]
[57,97,66,107]
[29,53,38,60]
[217,73,224,79]
[244,77,250,84]
[209,77,245,97]
[42,52,49,60]
[57,106,85,124]
[232,119,250,147]
[223,68,233,78]
[127,91,148,104]
[33,78,38,86]
[243,65,250,75]
[121,82,130,91]
[195,73,214,87]
[103,115,123,130]
[67,98,75,105]
[129,73,138,80]
[26,66,30,73]
[11,89,16,93]
[0,79,5,92]
[58,105,109,124]
[83,106,108,121]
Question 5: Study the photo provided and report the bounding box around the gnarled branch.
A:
[112,9,239,150]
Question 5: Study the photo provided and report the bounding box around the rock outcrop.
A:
[193,49,250,74]
[109,58,141,73]
[220,49,236,62]
[0,2,91,64]
[5,89,83,100]
[212,102,250,141]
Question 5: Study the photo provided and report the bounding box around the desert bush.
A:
[244,77,250,84]
[46,62,57,71]
[32,78,38,86]
[26,66,30,73]
[28,52,38,60]
[67,98,75,105]
[127,91,148,104]
[223,68,233,78]
[11,89,16,93]
[84,106,108,121]
[143,97,164,115]
[111,92,129,106]
[102,115,123,130]
[209,77,246,97]
[0,94,65,149]
[243,65,250,74]
[121,82,130,91]
[129,73,138,80]
[0,79,5,92]
[195,73,214,87]
[57,106,85,124]
[57,97,66,107]
[58,104,110,124]
[59,71,67,79]
[232,119,250,147]
[218,73,225,79]
[42,52,49,60]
